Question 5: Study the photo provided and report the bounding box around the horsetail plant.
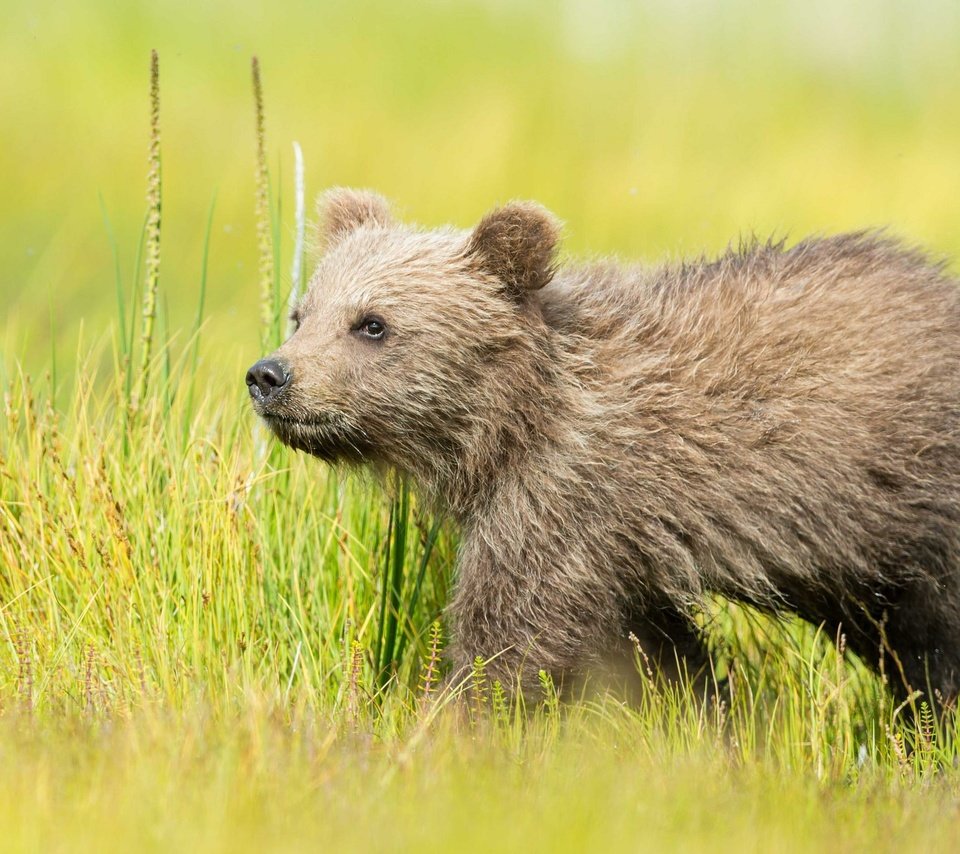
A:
[419,620,443,701]
[538,669,560,717]
[490,680,509,729]
[346,639,365,732]
[470,656,489,724]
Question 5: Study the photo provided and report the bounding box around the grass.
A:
[6,1,960,850]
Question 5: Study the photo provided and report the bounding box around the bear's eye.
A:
[289,309,302,331]
[355,317,387,341]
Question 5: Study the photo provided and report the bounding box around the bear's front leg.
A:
[444,539,620,698]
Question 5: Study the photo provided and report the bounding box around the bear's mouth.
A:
[261,413,373,463]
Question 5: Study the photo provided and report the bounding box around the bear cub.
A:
[247,188,960,702]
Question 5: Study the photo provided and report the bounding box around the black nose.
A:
[246,359,290,403]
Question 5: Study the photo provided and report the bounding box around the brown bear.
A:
[247,187,960,703]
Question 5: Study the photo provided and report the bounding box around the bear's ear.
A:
[465,201,561,299]
[316,187,393,249]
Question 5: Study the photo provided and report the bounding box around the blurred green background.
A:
[3,0,960,374]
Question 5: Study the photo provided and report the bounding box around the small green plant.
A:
[419,620,443,701]
[345,639,366,731]
[491,679,508,729]
[470,656,489,723]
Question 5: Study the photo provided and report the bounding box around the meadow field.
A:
[4,1,960,850]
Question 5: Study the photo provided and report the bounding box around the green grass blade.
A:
[98,193,128,358]
[183,193,217,435]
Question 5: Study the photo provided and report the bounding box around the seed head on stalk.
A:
[252,56,275,346]
[289,140,306,329]
[134,49,162,411]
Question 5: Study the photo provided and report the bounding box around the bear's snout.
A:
[246,359,291,407]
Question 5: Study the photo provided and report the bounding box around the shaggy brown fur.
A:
[248,188,960,702]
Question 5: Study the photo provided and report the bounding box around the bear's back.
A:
[538,233,960,403]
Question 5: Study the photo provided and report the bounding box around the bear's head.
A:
[246,188,562,489]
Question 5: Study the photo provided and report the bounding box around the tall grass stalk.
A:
[251,56,275,349]
[98,194,127,359]
[124,210,149,404]
[375,480,410,691]
[182,194,216,435]
[289,140,306,325]
[134,49,162,411]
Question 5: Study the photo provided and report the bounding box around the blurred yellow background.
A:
[3,0,960,372]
